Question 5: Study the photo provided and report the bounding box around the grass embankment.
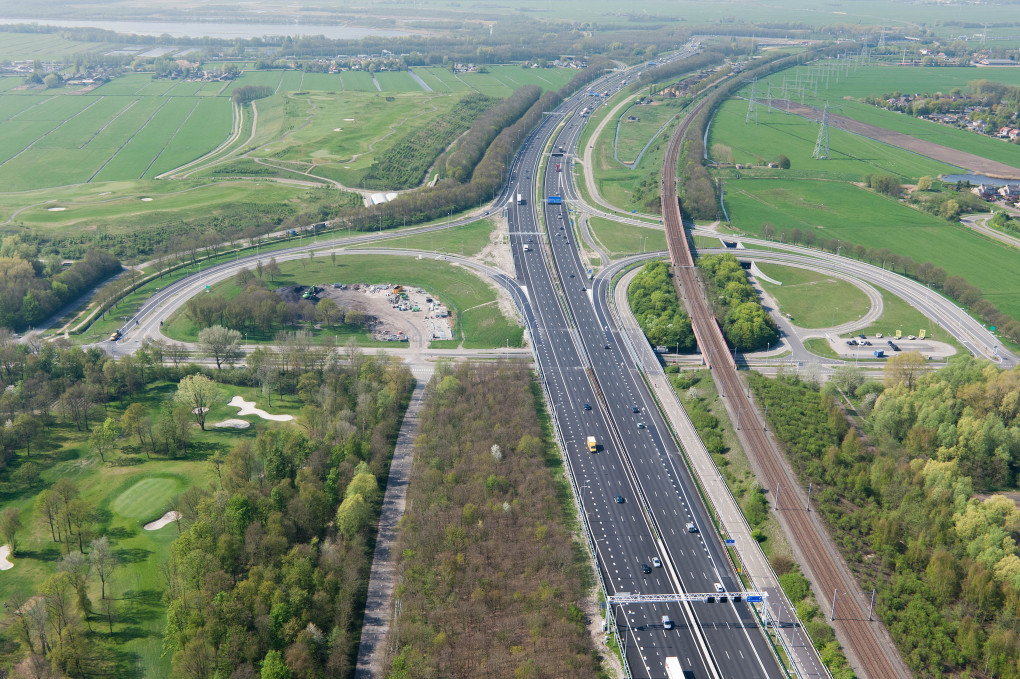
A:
[755,264,871,328]
[590,96,688,214]
[349,216,496,257]
[163,253,523,349]
[386,362,603,677]
[588,216,666,257]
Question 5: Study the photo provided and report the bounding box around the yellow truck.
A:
[587,436,597,453]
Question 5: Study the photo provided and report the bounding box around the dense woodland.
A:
[751,359,1020,677]
[628,260,696,352]
[386,362,603,678]
[697,254,779,352]
[0,241,120,332]
[162,354,412,678]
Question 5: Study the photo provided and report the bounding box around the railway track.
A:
[660,98,911,679]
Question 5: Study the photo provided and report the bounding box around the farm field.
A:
[724,179,1020,320]
[744,63,1020,170]
[0,31,110,59]
[708,98,954,181]
[754,263,871,328]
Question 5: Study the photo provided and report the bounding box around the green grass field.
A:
[589,216,666,256]
[724,179,1020,320]
[163,252,522,349]
[743,63,1020,171]
[709,98,954,181]
[0,31,111,60]
[755,263,871,328]
[614,99,685,165]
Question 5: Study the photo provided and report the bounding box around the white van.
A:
[661,615,673,630]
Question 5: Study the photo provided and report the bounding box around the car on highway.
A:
[637,422,645,429]
[661,615,673,630]
[686,522,697,533]
[584,403,592,410]
[615,494,625,504]
[714,582,725,593]
[652,556,662,568]
[876,333,884,338]
[908,335,916,340]
[641,563,652,574]
[632,406,640,413]
[892,344,901,351]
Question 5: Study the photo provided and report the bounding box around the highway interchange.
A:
[103,45,1019,679]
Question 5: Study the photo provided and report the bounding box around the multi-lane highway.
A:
[504,51,786,678]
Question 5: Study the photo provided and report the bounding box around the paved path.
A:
[961,211,1020,250]
[354,368,432,679]
[611,267,829,678]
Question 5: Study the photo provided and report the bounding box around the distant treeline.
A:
[230,84,273,104]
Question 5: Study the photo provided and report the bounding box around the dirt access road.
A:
[774,99,1020,180]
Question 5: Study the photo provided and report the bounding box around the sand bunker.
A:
[344,118,355,121]
[143,511,180,531]
[227,395,293,421]
[47,207,66,212]
[0,545,12,570]
[214,418,251,429]
[333,127,342,131]
[140,197,153,202]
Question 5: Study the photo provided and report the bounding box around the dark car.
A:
[615,494,625,504]
[584,403,592,410]
[632,406,640,413]
[641,563,652,574]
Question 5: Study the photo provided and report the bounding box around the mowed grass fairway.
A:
[110,476,182,519]
[725,179,1020,320]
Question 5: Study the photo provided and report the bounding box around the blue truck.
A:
[547,196,563,205]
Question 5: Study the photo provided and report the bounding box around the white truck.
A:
[665,657,683,679]
[517,193,524,205]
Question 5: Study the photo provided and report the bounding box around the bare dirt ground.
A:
[316,285,454,348]
[774,99,1020,179]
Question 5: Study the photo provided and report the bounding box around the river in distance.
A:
[0,17,406,40]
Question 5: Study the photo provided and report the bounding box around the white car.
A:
[714,582,725,593]
[876,333,883,338]
[652,557,662,568]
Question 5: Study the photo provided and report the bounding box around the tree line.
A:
[697,254,779,351]
[387,362,603,678]
[361,93,494,190]
[231,85,274,104]
[751,358,1020,676]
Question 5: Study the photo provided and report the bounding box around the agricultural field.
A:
[723,179,1020,320]
[754,263,871,328]
[708,98,954,181]
[0,31,111,60]
[744,63,1020,170]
